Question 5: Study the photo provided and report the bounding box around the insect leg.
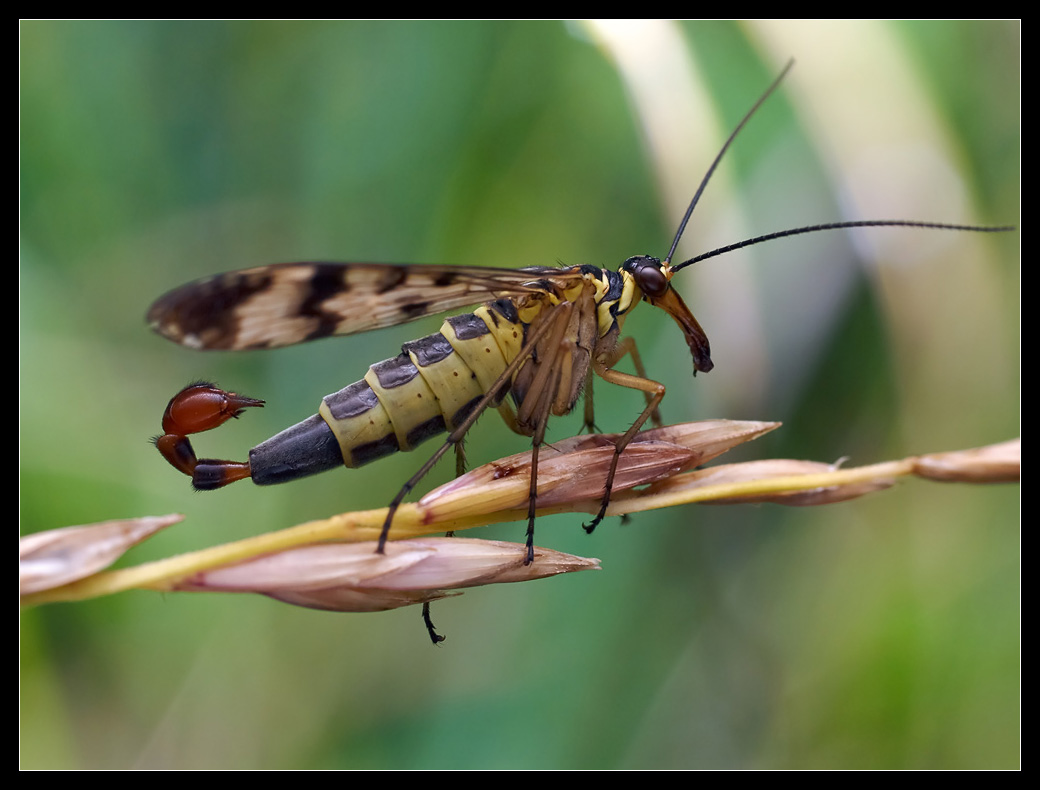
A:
[513,302,580,562]
[583,369,597,433]
[453,437,467,478]
[420,424,469,644]
[376,301,573,557]
[522,350,568,563]
[582,337,663,435]
[514,304,576,427]
[609,337,664,428]
[582,359,667,534]
[524,407,551,564]
[421,602,446,645]
[420,399,515,643]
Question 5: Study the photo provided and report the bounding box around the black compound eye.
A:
[630,258,669,298]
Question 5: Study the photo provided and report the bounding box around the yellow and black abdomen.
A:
[248,299,525,485]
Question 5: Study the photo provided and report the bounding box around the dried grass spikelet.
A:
[175,538,599,612]
[421,420,779,519]
[20,422,1018,614]
[911,439,1020,483]
[19,514,182,595]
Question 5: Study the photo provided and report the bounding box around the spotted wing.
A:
[147,262,573,351]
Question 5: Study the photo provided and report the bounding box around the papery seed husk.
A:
[913,439,1020,483]
[175,538,600,595]
[422,442,692,517]
[632,420,780,463]
[421,420,780,518]
[177,542,438,592]
[20,515,183,595]
[266,586,453,613]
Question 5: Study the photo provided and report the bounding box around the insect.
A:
[149,62,1011,576]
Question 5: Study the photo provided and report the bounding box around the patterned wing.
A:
[147,262,572,351]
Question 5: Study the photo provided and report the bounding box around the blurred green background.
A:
[21,21,1018,768]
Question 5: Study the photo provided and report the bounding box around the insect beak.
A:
[648,286,714,374]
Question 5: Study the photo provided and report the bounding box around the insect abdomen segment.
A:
[248,414,345,485]
[249,301,525,484]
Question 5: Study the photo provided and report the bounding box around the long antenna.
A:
[664,59,794,266]
[671,220,1016,272]
[664,60,1014,272]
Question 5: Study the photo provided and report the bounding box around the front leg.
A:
[582,358,667,534]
